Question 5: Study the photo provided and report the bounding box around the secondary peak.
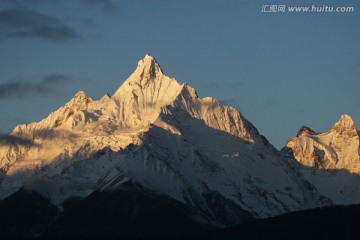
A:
[296,126,319,137]
[332,114,357,134]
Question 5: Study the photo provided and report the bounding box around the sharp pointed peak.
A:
[144,53,155,60]
[338,114,354,122]
[335,114,355,126]
[139,53,158,65]
[332,114,357,133]
[112,54,181,101]
[100,92,111,101]
[127,53,163,81]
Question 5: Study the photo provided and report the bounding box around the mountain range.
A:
[0,54,359,238]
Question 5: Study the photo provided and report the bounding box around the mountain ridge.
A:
[284,114,360,172]
[0,54,359,232]
[282,114,360,205]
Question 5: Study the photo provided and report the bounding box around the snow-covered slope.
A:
[284,114,360,172]
[283,115,360,204]
[0,54,339,226]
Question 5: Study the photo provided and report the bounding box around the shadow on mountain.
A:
[204,204,360,240]
[0,183,208,239]
[33,128,78,140]
[282,145,358,174]
[2,187,360,239]
[0,187,57,238]
[42,181,208,239]
[0,114,263,238]
[0,129,78,148]
[1,113,360,238]
[0,133,37,147]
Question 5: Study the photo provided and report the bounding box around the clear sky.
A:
[0,0,359,149]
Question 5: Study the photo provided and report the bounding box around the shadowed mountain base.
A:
[43,182,208,239]
[0,187,57,238]
[205,204,360,240]
[1,187,360,239]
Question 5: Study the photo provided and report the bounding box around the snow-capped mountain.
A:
[285,114,360,172]
[0,54,353,228]
[283,115,360,204]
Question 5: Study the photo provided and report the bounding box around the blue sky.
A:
[0,0,359,149]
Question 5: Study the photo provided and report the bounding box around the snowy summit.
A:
[0,54,359,227]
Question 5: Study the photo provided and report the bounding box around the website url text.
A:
[261,5,355,13]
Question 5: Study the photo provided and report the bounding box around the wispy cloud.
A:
[0,7,81,42]
[219,99,237,106]
[0,74,73,100]
[263,98,277,108]
[64,15,97,27]
[207,81,242,89]
[42,74,72,85]
[79,0,120,14]
[0,134,36,147]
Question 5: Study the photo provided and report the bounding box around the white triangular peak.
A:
[332,114,357,134]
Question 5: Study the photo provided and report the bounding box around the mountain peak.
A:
[134,53,163,80]
[337,114,355,126]
[141,53,155,64]
[296,126,319,137]
[73,91,87,99]
[110,55,183,127]
[3,53,353,230]
[285,113,360,173]
[332,114,357,134]
[144,53,154,60]
[69,91,91,104]
[100,92,111,101]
